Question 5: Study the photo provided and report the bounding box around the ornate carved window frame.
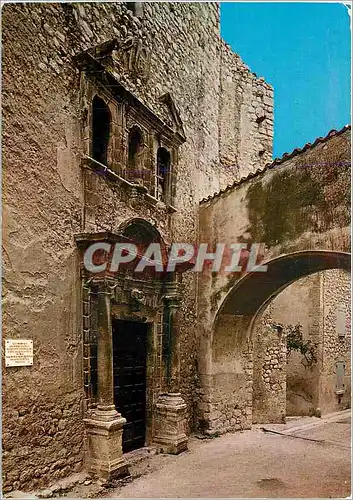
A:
[75,44,185,209]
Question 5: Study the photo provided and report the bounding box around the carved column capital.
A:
[93,278,118,299]
[162,282,181,308]
[163,295,181,309]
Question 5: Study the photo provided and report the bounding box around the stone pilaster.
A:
[84,280,128,480]
[154,392,188,454]
[153,279,188,454]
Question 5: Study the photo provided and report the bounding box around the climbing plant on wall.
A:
[284,323,317,366]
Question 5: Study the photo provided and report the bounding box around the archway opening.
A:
[128,126,143,170]
[205,251,351,434]
[252,268,351,424]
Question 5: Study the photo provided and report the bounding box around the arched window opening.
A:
[156,147,171,202]
[128,126,144,175]
[92,96,111,165]
[123,219,159,246]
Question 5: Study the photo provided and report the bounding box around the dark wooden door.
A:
[112,319,147,453]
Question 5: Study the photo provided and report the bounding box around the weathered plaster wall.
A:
[283,275,322,416]
[2,2,272,492]
[2,3,84,492]
[209,314,253,433]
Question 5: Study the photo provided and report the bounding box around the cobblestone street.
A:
[106,411,351,498]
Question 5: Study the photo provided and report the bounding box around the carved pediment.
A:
[75,42,186,146]
[158,93,186,140]
[85,35,151,82]
[79,43,184,138]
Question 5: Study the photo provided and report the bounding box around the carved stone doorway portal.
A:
[75,222,189,480]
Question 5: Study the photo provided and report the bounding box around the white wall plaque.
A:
[336,305,346,338]
[5,339,33,367]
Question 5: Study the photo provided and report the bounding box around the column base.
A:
[84,410,128,480]
[153,393,188,454]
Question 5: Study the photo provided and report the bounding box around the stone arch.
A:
[118,218,167,245]
[215,250,350,322]
[200,250,350,434]
[117,218,169,276]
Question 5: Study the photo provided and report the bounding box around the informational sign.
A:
[5,339,33,367]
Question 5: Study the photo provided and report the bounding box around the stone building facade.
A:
[2,2,273,492]
[1,1,350,494]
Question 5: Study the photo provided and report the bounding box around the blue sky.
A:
[220,2,351,158]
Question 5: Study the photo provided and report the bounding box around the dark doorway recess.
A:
[113,319,148,453]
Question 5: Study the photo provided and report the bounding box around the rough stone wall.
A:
[320,269,351,413]
[2,2,272,492]
[252,307,287,424]
[219,42,273,177]
[2,394,83,491]
[253,274,322,422]
[252,270,350,422]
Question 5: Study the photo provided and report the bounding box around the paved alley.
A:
[111,411,351,498]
